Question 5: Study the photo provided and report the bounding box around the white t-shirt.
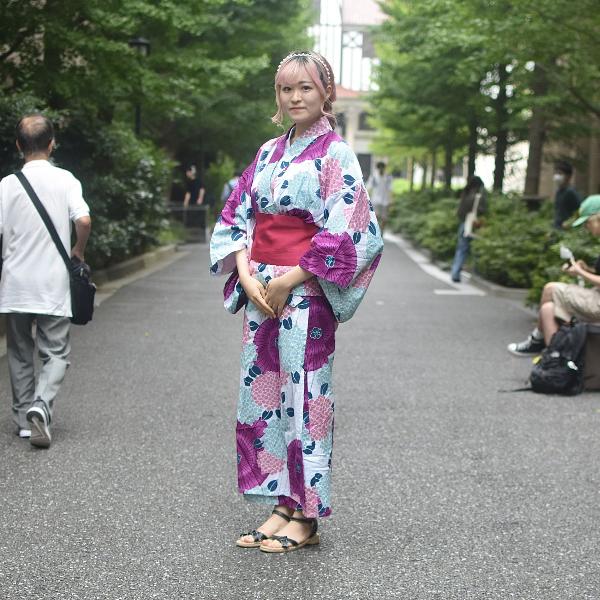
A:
[0,160,90,317]
[367,170,393,207]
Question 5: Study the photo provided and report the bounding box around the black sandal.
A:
[259,514,320,553]
[236,509,291,548]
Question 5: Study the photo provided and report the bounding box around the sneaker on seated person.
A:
[507,331,545,356]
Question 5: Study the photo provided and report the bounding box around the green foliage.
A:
[158,220,187,246]
[390,190,459,261]
[56,117,174,268]
[204,153,237,226]
[391,187,600,307]
[373,0,600,189]
[471,197,553,288]
[0,0,311,269]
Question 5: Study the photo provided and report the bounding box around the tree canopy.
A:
[372,0,600,192]
[0,0,312,266]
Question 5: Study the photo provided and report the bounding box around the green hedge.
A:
[0,96,174,270]
[390,189,600,305]
[55,118,174,269]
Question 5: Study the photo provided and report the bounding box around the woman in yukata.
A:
[209,50,384,553]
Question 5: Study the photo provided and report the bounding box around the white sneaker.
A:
[26,402,52,448]
[18,429,32,439]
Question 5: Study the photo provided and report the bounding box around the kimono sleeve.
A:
[299,142,384,290]
[209,151,259,276]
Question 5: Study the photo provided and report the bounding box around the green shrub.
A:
[472,196,552,288]
[389,188,600,305]
[389,189,459,262]
[412,197,458,261]
[56,118,174,269]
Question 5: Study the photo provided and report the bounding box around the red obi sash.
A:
[251,212,319,266]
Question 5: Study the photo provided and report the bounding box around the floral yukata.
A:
[210,116,383,518]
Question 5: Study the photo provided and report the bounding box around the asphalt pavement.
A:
[1,240,599,600]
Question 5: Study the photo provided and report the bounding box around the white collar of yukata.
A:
[291,116,332,143]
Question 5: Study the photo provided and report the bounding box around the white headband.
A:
[277,52,331,84]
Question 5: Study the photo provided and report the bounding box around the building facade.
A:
[309,0,386,179]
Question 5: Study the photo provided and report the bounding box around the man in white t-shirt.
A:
[367,162,393,233]
[0,114,91,448]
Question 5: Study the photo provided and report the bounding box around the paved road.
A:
[1,241,599,599]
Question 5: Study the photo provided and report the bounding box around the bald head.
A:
[16,114,55,157]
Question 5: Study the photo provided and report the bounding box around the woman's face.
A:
[279,66,326,129]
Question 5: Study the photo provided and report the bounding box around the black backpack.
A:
[529,322,587,395]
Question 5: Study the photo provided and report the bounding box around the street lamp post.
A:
[128,37,151,136]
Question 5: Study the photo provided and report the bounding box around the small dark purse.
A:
[15,171,95,325]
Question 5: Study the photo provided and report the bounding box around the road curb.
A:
[93,244,178,285]
[385,232,531,302]
[467,271,530,303]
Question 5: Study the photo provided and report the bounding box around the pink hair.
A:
[272,52,337,128]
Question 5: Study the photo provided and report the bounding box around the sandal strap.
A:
[270,534,298,549]
[271,509,291,522]
[289,515,316,524]
[240,529,268,543]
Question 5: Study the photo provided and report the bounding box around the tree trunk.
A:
[444,142,453,190]
[430,151,437,188]
[467,117,478,179]
[493,64,509,192]
[408,156,415,191]
[524,65,550,196]
[420,158,428,191]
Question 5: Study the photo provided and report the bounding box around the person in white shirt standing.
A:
[367,161,393,233]
[0,114,91,448]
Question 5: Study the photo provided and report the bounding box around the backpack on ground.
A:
[529,322,587,395]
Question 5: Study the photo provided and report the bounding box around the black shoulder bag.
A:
[15,171,95,325]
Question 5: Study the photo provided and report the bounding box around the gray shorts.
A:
[552,283,600,323]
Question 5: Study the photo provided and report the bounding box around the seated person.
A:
[508,195,600,355]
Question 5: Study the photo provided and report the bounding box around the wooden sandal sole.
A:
[259,533,320,553]
[235,540,263,548]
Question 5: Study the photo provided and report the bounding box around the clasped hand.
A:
[240,275,292,319]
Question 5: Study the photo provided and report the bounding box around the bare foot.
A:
[237,506,293,546]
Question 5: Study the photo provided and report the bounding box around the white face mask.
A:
[553,173,565,184]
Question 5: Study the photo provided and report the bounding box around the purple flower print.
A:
[295,129,337,164]
[236,419,268,492]
[308,395,333,440]
[370,254,382,271]
[286,208,316,224]
[257,450,285,475]
[304,297,336,371]
[287,439,305,501]
[354,254,382,289]
[345,185,370,232]
[224,270,238,299]
[252,371,282,410]
[303,485,320,518]
[319,157,344,200]
[254,318,280,372]
[300,231,358,288]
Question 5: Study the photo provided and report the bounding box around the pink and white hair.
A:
[272,51,337,128]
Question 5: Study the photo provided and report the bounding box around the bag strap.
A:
[15,171,72,273]
[471,192,481,217]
